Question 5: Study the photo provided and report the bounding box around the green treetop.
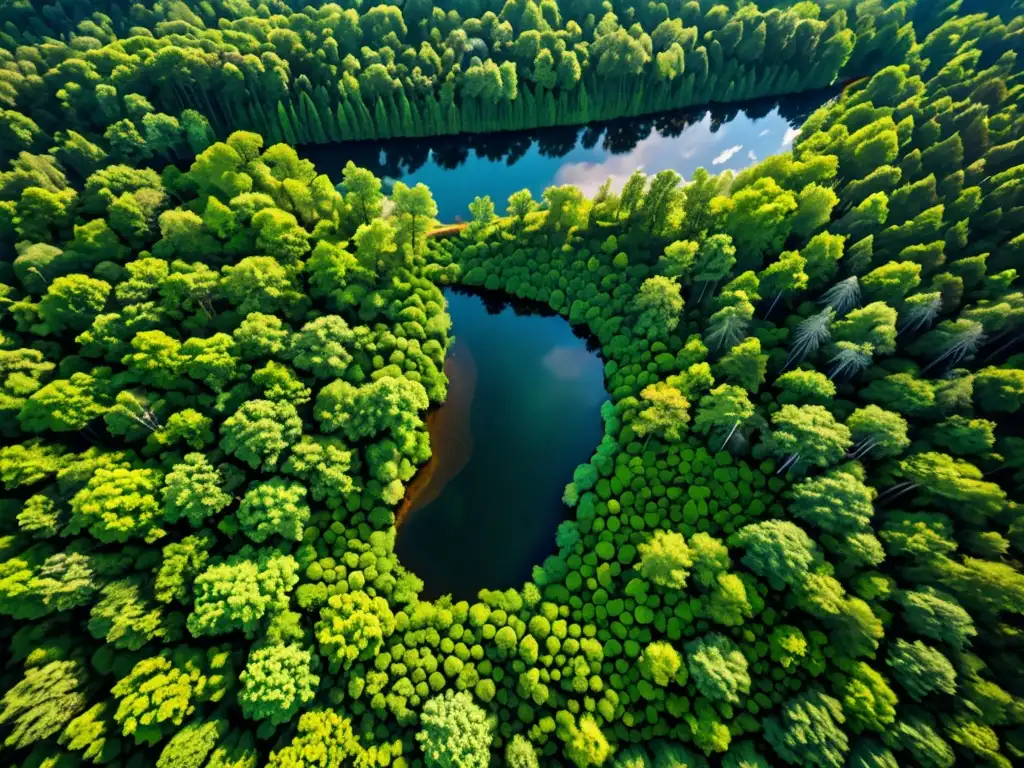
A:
[416,690,492,768]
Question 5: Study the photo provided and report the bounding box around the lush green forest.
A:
[3,1,1024,767]
[0,0,984,155]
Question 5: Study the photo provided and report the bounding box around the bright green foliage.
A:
[775,370,836,405]
[36,275,111,335]
[266,709,364,767]
[281,437,356,509]
[182,333,246,389]
[155,533,215,605]
[416,690,492,768]
[837,662,897,734]
[18,373,108,432]
[506,734,540,768]
[252,361,311,404]
[928,415,995,456]
[155,717,229,768]
[236,479,310,543]
[234,313,292,360]
[693,384,756,450]
[633,382,690,444]
[705,298,754,353]
[315,376,429,442]
[111,646,233,747]
[155,410,215,451]
[16,493,61,539]
[1,549,98,619]
[788,465,876,535]
[689,532,731,589]
[898,452,1006,519]
[886,639,957,701]
[0,11,1022,766]
[289,316,354,380]
[897,589,976,651]
[187,548,299,638]
[768,404,852,472]
[714,337,767,391]
[239,643,320,725]
[709,573,753,627]
[660,240,699,278]
[315,591,396,671]
[559,714,611,768]
[59,701,123,765]
[162,453,231,528]
[763,689,849,768]
[636,530,692,589]
[693,234,737,295]
[88,577,175,650]
[507,189,537,231]
[736,521,817,587]
[685,634,751,704]
[343,161,384,226]
[221,256,304,316]
[393,181,438,256]
[885,714,954,768]
[803,232,846,289]
[770,626,808,669]
[206,729,258,768]
[861,262,921,305]
[832,303,898,356]
[846,406,910,458]
[759,250,808,308]
[220,400,302,471]
[631,276,684,339]
[973,367,1024,413]
[68,466,165,543]
[0,660,88,749]
[639,641,683,686]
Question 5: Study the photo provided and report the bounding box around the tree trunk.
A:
[877,483,917,506]
[984,333,1021,364]
[776,453,800,474]
[720,420,740,452]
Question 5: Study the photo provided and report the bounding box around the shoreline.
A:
[396,339,478,525]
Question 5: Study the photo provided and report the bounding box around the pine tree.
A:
[276,102,298,146]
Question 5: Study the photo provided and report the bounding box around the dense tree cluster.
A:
[2,2,1024,768]
[0,0,927,163]
[0,131,459,766]
[433,5,1024,764]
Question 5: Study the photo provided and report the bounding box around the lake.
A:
[394,288,606,600]
[301,87,837,222]
[327,91,837,599]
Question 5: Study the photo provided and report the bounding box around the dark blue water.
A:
[302,89,835,222]
[394,289,606,599]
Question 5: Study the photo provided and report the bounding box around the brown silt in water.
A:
[397,340,477,524]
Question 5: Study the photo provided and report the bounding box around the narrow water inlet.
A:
[393,288,606,600]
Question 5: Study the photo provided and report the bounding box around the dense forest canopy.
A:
[0,0,985,156]
[2,1,1024,767]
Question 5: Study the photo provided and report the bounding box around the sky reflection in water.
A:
[301,88,835,222]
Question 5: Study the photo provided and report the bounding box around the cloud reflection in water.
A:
[551,108,798,197]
